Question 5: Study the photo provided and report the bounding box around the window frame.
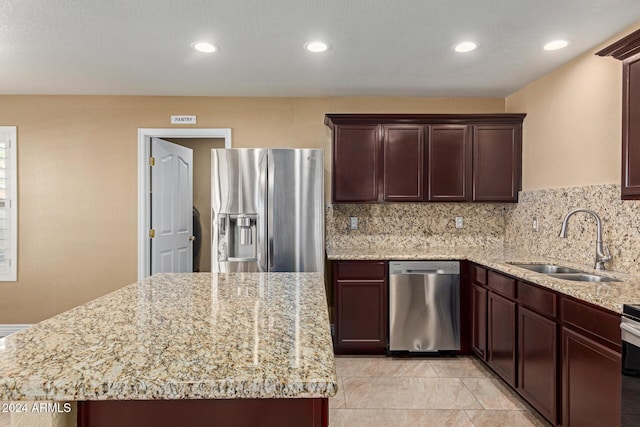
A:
[0,126,17,281]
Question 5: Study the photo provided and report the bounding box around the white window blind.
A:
[0,126,17,281]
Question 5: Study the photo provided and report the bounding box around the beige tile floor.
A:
[0,356,550,427]
[330,356,552,427]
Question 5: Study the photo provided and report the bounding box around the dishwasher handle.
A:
[401,269,446,274]
[389,261,460,275]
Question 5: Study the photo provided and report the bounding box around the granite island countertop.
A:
[0,273,337,401]
[327,246,640,313]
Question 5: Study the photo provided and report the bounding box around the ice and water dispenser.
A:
[217,213,258,262]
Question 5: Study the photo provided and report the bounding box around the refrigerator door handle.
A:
[269,238,274,268]
[267,151,275,270]
[259,152,269,272]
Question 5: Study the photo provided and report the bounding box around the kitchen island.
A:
[0,273,337,427]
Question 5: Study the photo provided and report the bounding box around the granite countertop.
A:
[327,246,640,313]
[0,273,337,401]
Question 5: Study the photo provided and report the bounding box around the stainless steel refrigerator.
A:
[211,148,324,273]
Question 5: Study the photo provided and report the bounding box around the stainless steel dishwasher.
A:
[389,261,460,353]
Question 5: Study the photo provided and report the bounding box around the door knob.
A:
[188,235,196,241]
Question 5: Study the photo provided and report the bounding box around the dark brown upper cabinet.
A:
[325,114,525,203]
[428,125,472,201]
[596,28,640,199]
[332,124,381,202]
[473,124,522,202]
[383,124,425,201]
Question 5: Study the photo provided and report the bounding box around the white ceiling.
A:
[1,1,640,97]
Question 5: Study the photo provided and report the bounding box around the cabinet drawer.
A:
[335,261,386,280]
[471,264,487,286]
[561,297,621,349]
[518,281,557,318]
[488,271,516,299]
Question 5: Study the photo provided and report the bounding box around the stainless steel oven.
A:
[621,304,640,426]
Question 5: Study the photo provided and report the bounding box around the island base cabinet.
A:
[77,398,328,427]
[562,327,621,427]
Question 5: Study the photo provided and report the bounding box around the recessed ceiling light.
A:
[304,41,329,53]
[453,41,477,53]
[192,42,218,53]
[543,40,569,51]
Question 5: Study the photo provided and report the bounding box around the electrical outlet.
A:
[349,217,358,230]
[533,216,538,232]
[455,216,464,229]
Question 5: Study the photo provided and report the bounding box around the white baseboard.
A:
[0,324,32,337]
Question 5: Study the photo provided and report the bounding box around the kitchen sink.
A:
[509,263,620,282]
[548,273,619,283]
[508,263,583,274]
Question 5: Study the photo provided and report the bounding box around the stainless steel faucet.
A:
[558,208,611,270]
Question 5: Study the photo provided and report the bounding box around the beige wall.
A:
[506,22,640,190]
[0,95,504,323]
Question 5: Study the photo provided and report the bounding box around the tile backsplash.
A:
[504,183,640,275]
[325,184,640,275]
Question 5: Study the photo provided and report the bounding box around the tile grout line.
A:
[462,409,479,427]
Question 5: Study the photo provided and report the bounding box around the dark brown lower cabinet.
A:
[468,265,623,427]
[471,283,487,360]
[562,327,621,427]
[518,306,557,424]
[487,292,517,387]
[332,261,387,354]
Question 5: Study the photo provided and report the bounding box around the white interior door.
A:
[150,138,193,274]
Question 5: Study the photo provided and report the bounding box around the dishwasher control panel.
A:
[389,261,460,275]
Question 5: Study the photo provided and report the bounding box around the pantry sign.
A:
[171,115,197,124]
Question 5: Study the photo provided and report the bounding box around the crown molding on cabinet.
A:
[596,28,640,61]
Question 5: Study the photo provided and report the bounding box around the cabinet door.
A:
[335,279,387,353]
[518,307,557,425]
[333,124,381,202]
[471,283,488,360]
[487,292,517,386]
[382,125,424,201]
[473,124,522,202]
[622,56,640,199]
[562,327,621,427]
[428,125,472,201]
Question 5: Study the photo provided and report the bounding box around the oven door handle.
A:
[621,319,640,348]
[621,322,640,338]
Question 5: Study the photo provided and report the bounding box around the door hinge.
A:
[149,156,155,166]
[149,229,156,238]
